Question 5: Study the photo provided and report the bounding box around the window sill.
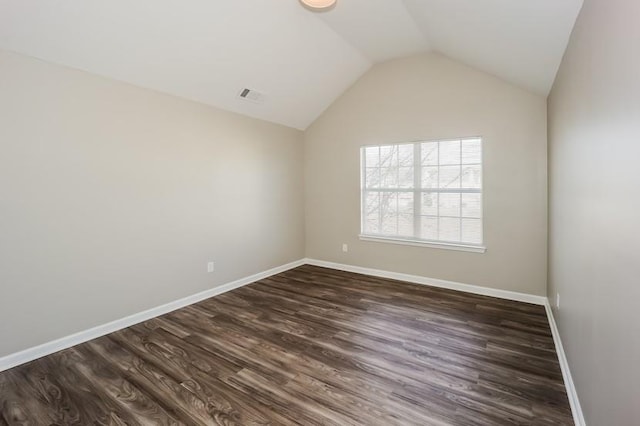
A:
[359,235,486,253]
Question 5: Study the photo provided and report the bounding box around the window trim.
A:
[360,137,485,252]
[359,234,486,253]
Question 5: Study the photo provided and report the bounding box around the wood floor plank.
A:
[69,343,184,425]
[0,265,574,425]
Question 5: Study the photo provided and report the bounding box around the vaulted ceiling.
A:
[0,0,582,130]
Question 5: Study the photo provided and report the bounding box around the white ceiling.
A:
[0,0,582,130]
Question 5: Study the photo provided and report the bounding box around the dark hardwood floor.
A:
[0,265,573,425]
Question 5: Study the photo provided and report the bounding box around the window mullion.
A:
[436,142,440,240]
[361,147,367,234]
[413,142,421,239]
[396,147,400,234]
[459,141,463,242]
[378,147,382,230]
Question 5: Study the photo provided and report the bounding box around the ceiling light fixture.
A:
[299,0,337,11]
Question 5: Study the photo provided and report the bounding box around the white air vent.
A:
[237,88,265,104]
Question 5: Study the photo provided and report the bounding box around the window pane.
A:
[461,193,481,218]
[439,165,461,188]
[365,146,380,167]
[398,214,413,237]
[439,217,461,242]
[421,216,438,240]
[365,191,380,214]
[439,193,461,217]
[381,216,397,235]
[363,192,380,234]
[380,192,398,235]
[421,166,438,188]
[462,138,481,164]
[461,218,482,244]
[381,166,398,188]
[380,145,397,168]
[364,212,380,234]
[399,167,414,188]
[461,165,481,189]
[365,167,380,188]
[398,192,413,215]
[421,192,438,216]
[439,140,460,165]
[380,192,398,213]
[421,142,438,166]
[398,144,413,166]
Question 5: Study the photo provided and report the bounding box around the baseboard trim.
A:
[303,259,583,422]
[0,258,586,426]
[544,300,586,426]
[1,255,581,426]
[0,259,305,373]
[303,258,547,305]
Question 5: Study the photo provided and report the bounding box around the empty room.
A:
[0,0,637,424]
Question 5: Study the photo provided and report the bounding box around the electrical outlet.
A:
[342,243,348,252]
[556,293,560,309]
[207,261,215,273]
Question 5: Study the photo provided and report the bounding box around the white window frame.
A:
[359,138,486,253]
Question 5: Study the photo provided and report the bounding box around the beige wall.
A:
[548,0,640,423]
[0,50,304,358]
[304,53,548,295]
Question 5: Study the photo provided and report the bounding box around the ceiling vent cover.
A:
[237,88,265,104]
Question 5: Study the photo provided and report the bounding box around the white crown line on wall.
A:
[0,257,584,425]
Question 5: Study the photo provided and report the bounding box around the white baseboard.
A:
[544,300,586,426]
[304,258,547,305]
[1,255,584,426]
[0,259,305,373]
[304,259,583,423]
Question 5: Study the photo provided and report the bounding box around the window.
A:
[360,138,484,252]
